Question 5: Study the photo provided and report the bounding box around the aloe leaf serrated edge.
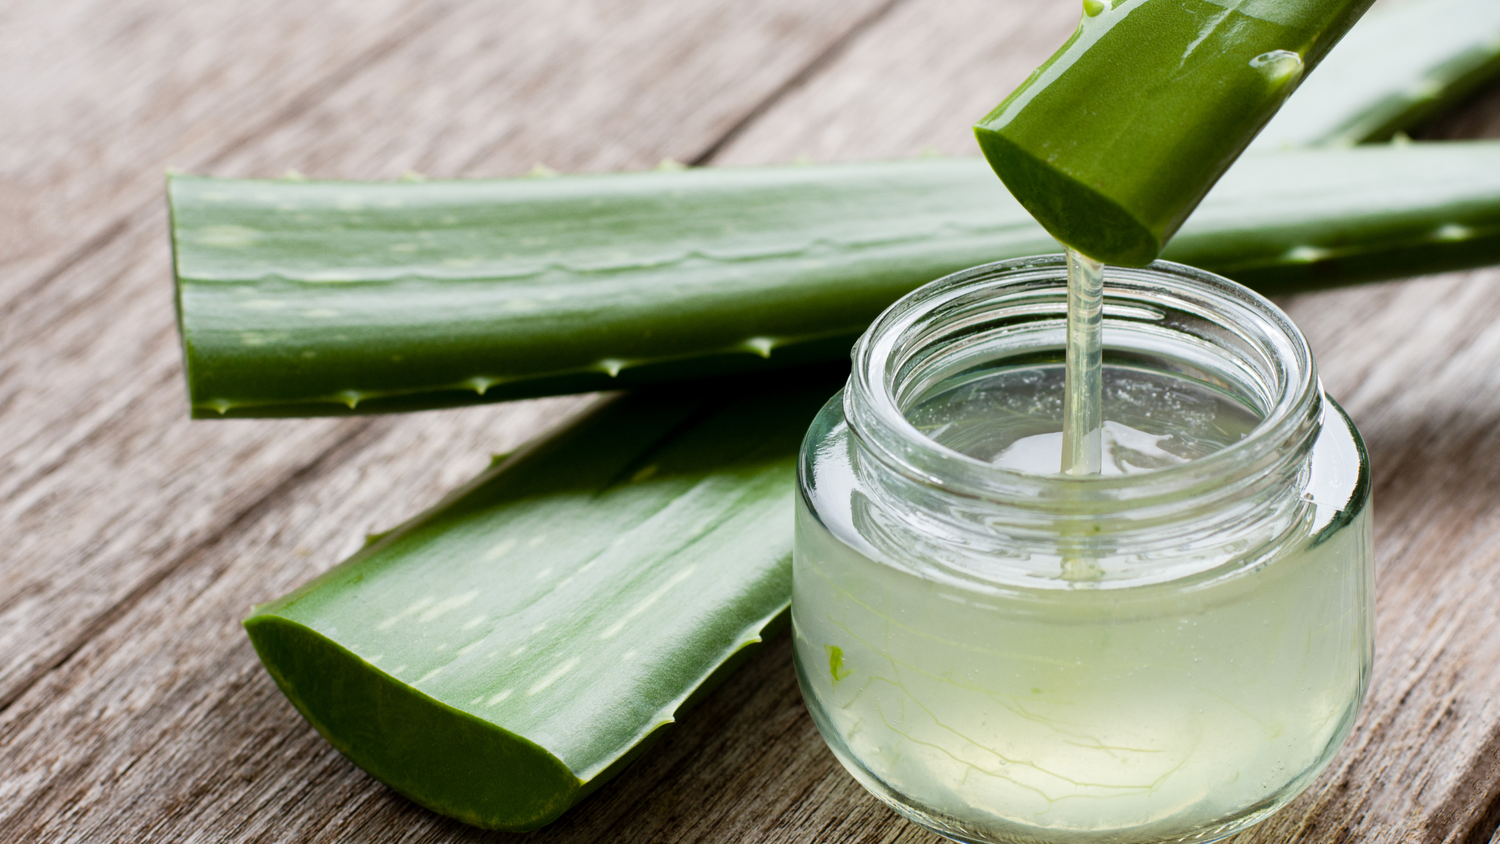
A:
[175,143,1500,418]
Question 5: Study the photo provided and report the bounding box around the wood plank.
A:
[0,0,897,721]
[705,0,1418,167]
[5,0,1500,840]
[0,395,596,843]
[0,0,923,838]
[0,0,435,307]
[707,0,1079,165]
[0,0,451,708]
[0,211,379,712]
[196,0,912,180]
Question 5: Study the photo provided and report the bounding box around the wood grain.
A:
[0,0,909,838]
[2,0,1500,841]
[0,0,437,307]
[0,0,897,709]
[1222,270,1500,844]
[708,0,1079,166]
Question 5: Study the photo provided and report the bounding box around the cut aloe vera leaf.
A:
[1255,0,1500,149]
[973,0,1375,266]
[244,368,843,831]
[172,143,1500,418]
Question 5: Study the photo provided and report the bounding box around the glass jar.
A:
[793,256,1372,844]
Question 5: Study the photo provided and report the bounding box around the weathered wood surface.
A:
[1,0,1498,841]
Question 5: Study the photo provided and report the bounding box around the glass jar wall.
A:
[793,256,1372,844]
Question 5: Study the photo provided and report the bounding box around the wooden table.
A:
[4,0,1500,841]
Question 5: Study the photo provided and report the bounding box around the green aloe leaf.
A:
[245,369,844,831]
[223,6,1500,832]
[173,143,1500,418]
[1254,0,1500,149]
[974,0,1376,265]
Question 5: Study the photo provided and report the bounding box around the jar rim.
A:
[845,254,1322,512]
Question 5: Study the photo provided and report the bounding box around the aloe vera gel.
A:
[1060,248,1105,476]
[793,257,1372,844]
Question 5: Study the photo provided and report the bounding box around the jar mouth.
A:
[846,255,1321,514]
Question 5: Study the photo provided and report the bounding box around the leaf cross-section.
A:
[244,372,843,830]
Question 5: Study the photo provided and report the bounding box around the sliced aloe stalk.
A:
[245,369,844,831]
[973,0,1375,265]
[1254,0,1500,149]
[172,143,1500,418]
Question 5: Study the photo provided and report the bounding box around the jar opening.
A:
[846,255,1321,513]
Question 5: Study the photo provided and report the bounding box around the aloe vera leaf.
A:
[973,0,1375,266]
[244,368,844,831]
[1254,0,1500,149]
[172,143,1500,418]
[1166,142,1500,292]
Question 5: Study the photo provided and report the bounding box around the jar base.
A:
[796,646,1295,844]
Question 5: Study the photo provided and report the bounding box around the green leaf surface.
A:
[222,11,1500,831]
[245,370,844,831]
[1254,0,1500,148]
[973,0,1375,264]
[174,143,1500,417]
